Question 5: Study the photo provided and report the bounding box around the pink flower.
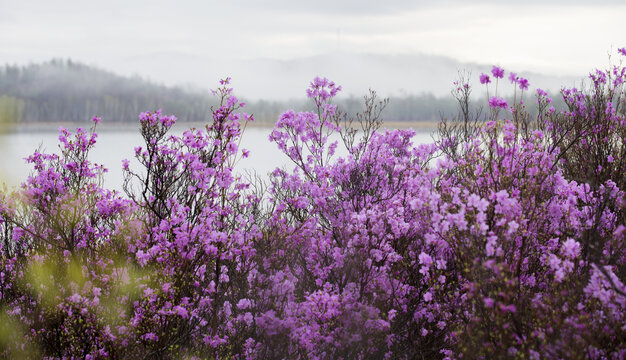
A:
[237,298,252,309]
[491,66,505,78]
[243,312,254,326]
[508,72,518,84]
[484,297,494,308]
[174,305,189,319]
[306,77,342,103]
[142,333,159,341]
[561,238,580,259]
[518,77,529,90]
[479,73,491,84]
[488,96,508,109]
[418,252,433,267]
[136,250,150,266]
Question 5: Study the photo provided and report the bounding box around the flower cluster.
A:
[0,48,625,359]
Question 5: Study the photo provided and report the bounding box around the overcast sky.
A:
[1,0,625,94]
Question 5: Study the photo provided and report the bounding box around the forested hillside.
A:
[0,59,568,127]
[0,59,217,124]
[0,59,485,126]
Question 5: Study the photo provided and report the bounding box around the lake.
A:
[0,125,434,191]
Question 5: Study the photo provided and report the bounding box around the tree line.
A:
[0,59,216,125]
[0,59,539,126]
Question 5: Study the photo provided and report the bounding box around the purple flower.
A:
[488,96,508,109]
[518,77,529,90]
[418,252,433,267]
[174,305,189,319]
[561,238,580,259]
[508,72,518,84]
[136,249,150,266]
[4,67,626,359]
[142,333,159,341]
[479,73,491,84]
[307,76,342,103]
[484,297,494,308]
[619,47,626,56]
[237,298,252,309]
[243,312,253,326]
[491,66,505,79]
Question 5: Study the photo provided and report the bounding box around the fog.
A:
[1,0,625,101]
[109,52,580,100]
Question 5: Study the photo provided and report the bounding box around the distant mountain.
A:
[112,52,581,100]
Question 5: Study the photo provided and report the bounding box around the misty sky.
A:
[1,0,625,97]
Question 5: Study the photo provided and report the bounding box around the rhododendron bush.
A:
[1,49,625,359]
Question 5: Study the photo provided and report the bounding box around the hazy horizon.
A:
[2,0,625,99]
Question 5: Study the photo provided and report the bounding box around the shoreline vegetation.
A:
[0,49,625,358]
[0,120,442,133]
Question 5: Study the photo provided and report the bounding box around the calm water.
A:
[0,126,433,191]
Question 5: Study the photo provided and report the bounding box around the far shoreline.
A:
[0,120,442,134]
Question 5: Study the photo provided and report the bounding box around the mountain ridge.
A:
[109,51,581,100]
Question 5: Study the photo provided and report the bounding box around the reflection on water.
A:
[0,126,434,191]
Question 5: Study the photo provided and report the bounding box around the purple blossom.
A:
[518,77,529,90]
[142,333,159,341]
[237,298,252,309]
[491,66,505,79]
[484,298,494,308]
[174,305,189,319]
[479,73,491,84]
[1,64,625,360]
[418,252,433,267]
[561,238,581,259]
[488,96,509,109]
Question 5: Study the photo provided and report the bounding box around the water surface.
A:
[0,125,434,191]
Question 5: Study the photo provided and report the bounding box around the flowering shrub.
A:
[1,51,625,359]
